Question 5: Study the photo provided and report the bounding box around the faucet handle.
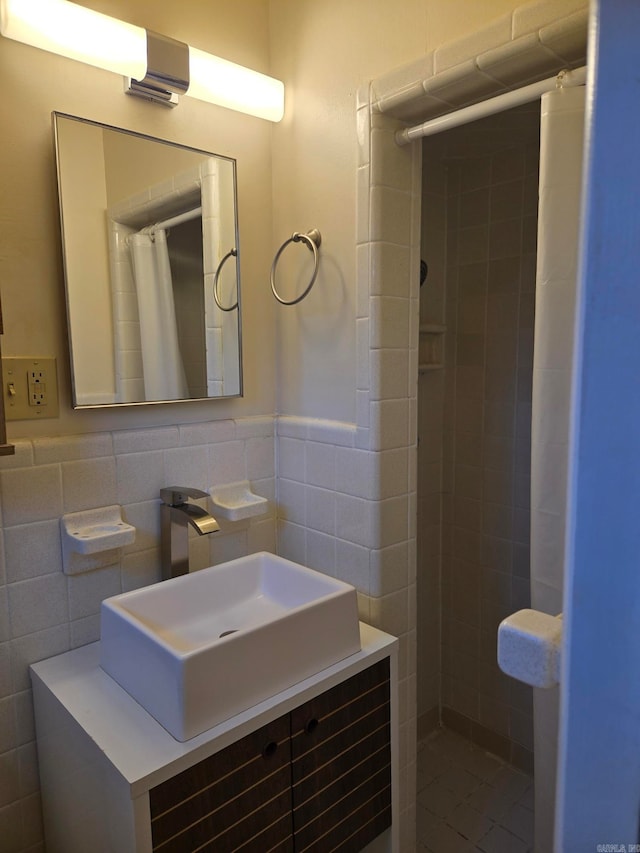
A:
[160,486,209,506]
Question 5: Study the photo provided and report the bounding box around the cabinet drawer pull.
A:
[262,741,279,759]
[304,717,319,735]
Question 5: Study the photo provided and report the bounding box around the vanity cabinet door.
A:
[290,658,392,852]
[149,714,293,853]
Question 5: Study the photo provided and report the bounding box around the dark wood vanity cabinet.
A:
[148,660,392,853]
[149,715,294,852]
[291,658,392,852]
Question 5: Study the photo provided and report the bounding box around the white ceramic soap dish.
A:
[61,506,136,575]
[208,481,269,522]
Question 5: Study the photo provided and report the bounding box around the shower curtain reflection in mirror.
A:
[128,228,188,401]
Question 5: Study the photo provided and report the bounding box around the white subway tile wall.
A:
[355,5,587,847]
[1,2,589,849]
[372,0,587,124]
[0,417,276,852]
[356,92,421,849]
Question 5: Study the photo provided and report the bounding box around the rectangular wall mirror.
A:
[53,112,242,408]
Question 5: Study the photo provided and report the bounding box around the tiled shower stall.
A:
[417,104,540,771]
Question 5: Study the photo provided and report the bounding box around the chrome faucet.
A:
[160,487,220,580]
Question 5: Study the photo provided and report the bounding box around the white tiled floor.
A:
[417,728,534,853]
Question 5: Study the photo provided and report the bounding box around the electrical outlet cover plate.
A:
[2,357,59,420]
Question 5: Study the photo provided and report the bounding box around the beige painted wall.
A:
[269,0,535,422]
[1,0,535,435]
[0,0,276,437]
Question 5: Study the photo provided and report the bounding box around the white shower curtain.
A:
[531,85,585,852]
[129,229,188,401]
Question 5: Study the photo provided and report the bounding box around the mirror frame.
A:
[53,112,243,408]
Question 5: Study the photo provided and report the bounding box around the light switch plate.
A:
[2,357,59,420]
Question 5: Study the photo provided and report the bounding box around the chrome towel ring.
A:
[213,248,238,311]
[270,228,322,305]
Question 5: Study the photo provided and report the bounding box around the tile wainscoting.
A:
[0,413,416,852]
[0,416,276,853]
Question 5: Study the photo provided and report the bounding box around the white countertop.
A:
[31,621,397,798]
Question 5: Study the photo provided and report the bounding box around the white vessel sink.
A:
[100,552,361,741]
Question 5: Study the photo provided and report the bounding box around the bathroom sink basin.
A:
[100,552,361,741]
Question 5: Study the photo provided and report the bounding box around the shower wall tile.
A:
[0,646,11,700]
[370,399,410,451]
[370,543,409,597]
[370,186,413,245]
[370,296,410,350]
[377,448,410,500]
[458,225,489,265]
[356,164,371,245]
[370,349,410,401]
[426,124,538,760]
[371,128,414,191]
[459,187,491,228]
[489,219,523,260]
[370,242,412,299]
[0,590,9,644]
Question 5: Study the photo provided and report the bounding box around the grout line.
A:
[416,728,534,851]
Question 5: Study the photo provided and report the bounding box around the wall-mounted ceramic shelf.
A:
[419,324,446,371]
[61,506,136,575]
[208,481,269,522]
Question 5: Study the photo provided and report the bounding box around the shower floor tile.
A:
[417,727,534,853]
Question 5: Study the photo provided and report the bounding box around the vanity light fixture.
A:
[0,0,285,120]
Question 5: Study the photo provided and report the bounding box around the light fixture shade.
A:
[0,0,147,80]
[0,0,284,121]
[189,47,284,122]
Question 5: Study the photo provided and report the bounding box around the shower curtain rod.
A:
[395,65,587,146]
[149,206,203,232]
